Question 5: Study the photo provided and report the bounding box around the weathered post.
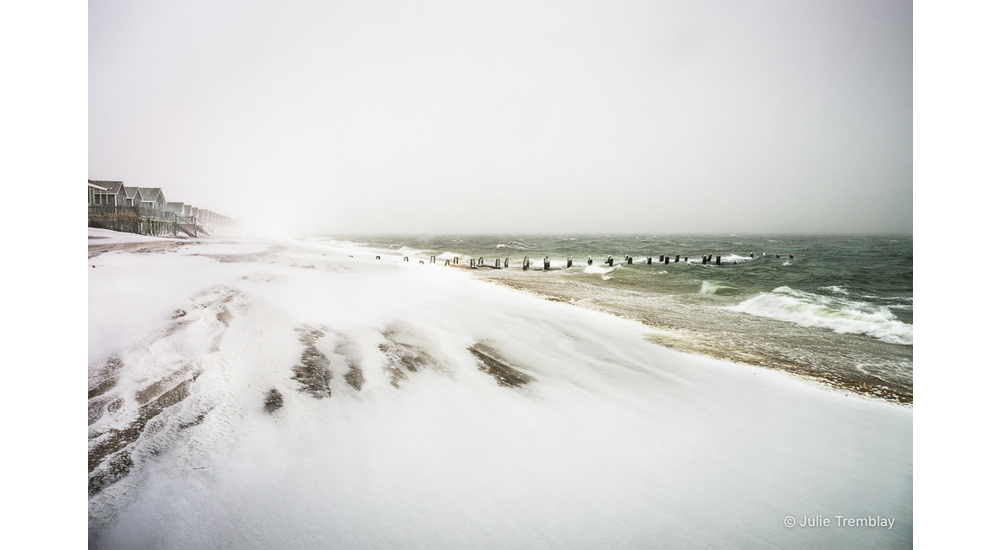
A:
[567,257,573,268]
[665,256,670,265]
[789,254,794,260]
[588,256,593,265]
[404,256,409,262]
[627,256,633,265]
[716,255,721,265]
[445,260,450,266]
[775,255,780,259]
[376,255,380,260]
[659,254,664,262]
[431,256,436,264]
[647,257,652,265]
[675,255,680,263]
[607,256,614,266]
[419,261,424,265]
[702,255,707,265]
[471,259,477,268]
[504,258,509,268]
[478,257,484,266]
[495,259,500,268]
[454,256,459,264]
[523,257,529,270]
[543,257,550,270]
[750,252,754,259]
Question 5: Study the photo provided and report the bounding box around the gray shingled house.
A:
[89,180,127,206]
[137,188,166,212]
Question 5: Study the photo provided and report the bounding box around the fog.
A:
[89,0,912,236]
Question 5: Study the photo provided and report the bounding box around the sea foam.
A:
[727,286,913,345]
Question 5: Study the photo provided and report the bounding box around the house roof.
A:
[89,180,124,194]
[137,187,165,203]
[164,202,184,213]
[124,187,140,198]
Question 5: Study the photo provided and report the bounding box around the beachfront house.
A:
[88,181,108,206]
[137,188,166,212]
[124,187,141,207]
[89,180,127,206]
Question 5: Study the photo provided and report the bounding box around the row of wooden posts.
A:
[376,252,793,269]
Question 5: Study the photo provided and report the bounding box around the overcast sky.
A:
[89,0,912,235]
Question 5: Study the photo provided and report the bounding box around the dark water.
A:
[316,234,913,403]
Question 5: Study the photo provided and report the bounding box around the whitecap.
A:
[726,288,913,345]
[583,264,617,275]
[699,281,738,295]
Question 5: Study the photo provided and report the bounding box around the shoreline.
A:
[471,274,912,406]
[309,234,911,405]
[87,230,913,405]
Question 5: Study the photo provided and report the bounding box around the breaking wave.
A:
[699,281,739,295]
[726,286,913,345]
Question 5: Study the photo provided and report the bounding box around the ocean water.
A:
[315,234,913,403]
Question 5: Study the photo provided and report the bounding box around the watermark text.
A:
[784,515,895,529]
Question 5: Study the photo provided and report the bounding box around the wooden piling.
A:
[665,256,669,265]
[523,257,529,270]
[478,257,484,266]
[471,259,477,268]
[376,255,380,260]
[646,257,652,265]
[454,256,459,264]
[495,259,500,268]
[789,254,794,259]
[543,257,550,270]
[431,256,436,264]
[445,260,450,266]
[716,255,721,265]
[504,258,509,268]
[675,255,680,263]
[588,256,593,265]
[659,254,664,262]
[627,256,632,265]
[567,258,573,268]
[404,256,408,262]
[607,256,614,266]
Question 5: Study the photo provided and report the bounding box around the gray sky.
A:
[89,0,912,235]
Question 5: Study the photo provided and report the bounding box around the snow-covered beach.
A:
[88,229,912,549]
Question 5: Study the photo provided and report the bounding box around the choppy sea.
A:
[313,234,913,403]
